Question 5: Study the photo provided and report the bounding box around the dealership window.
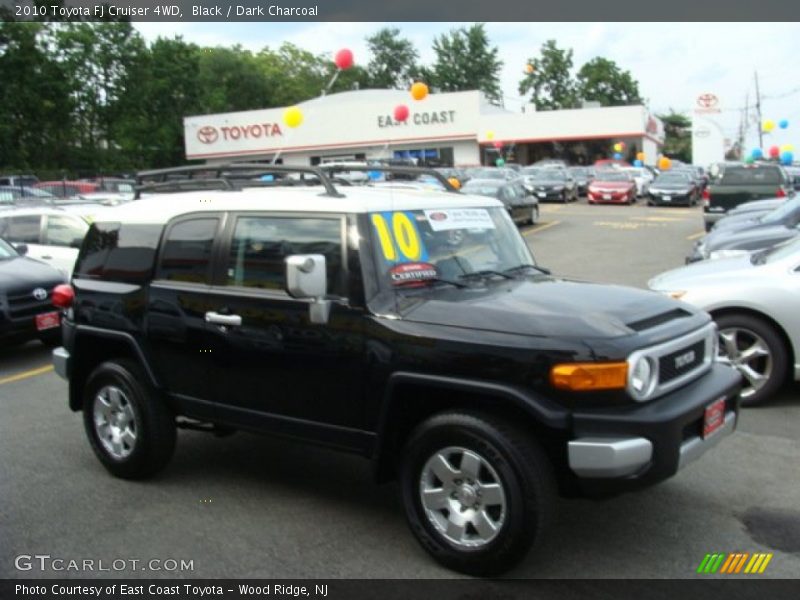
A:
[226,216,344,295]
[157,218,219,284]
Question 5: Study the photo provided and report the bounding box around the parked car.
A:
[523,168,578,203]
[686,203,800,263]
[719,197,786,222]
[702,163,794,231]
[567,166,593,195]
[620,167,654,198]
[34,181,100,199]
[0,236,65,346]
[587,171,637,204]
[532,159,569,169]
[463,167,518,181]
[651,237,800,405]
[51,163,740,576]
[0,174,39,188]
[0,205,105,276]
[712,196,795,232]
[647,171,699,207]
[0,185,55,206]
[594,158,630,169]
[461,178,539,225]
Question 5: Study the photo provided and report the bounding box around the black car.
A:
[461,178,539,225]
[52,164,740,577]
[0,237,65,345]
[523,168,578,202]
[647,172,698,206]
[567,166,593,195]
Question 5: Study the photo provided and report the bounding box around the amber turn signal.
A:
[550,362,628,391]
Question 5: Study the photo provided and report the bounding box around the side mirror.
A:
[70,238,83,249]
[13,243,28,256]
[524,185,534,195]
[285,254,330,324]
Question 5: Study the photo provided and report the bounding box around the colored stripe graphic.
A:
[698,552,773,574]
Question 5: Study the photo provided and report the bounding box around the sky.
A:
[135,22,800,153]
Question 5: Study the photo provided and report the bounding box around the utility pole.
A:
[739,92,749,159]
[754,71,763,148]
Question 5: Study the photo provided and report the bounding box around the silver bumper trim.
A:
[52,347,70,380]
[568,437,653,478]
[678,411,736,470]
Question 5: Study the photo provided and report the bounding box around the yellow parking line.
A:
[0,365,54,386]
[524,220,561,236]
[687,230,706,240]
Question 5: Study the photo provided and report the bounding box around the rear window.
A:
[74,222,162,283]
[720,166,785,185]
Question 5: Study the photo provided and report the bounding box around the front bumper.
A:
[53,346,70,379]
[567,363,741,496]
[533,189,565,201]
[649,192,693,205]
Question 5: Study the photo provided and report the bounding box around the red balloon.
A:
[493,141,503,149]
[393,104,409,122]
[769,145,780,158]
[334,48,354,70]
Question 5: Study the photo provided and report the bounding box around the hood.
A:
[397,277,695,340]
[712,215,761,232]
[707,223,798,252]
[0,257,65,293]
[649,254,755,290]
[529,179,567,187]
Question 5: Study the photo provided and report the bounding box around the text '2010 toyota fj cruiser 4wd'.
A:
[52,165,741,576]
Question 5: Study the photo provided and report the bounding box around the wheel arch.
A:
[371,372,569,484]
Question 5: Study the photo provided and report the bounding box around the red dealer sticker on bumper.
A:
[35,311,60,331]
[703,397,726,439]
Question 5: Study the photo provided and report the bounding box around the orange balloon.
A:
[658,156,672,170]
[410,81,429,101]
[525,63,534,74]
[636,151,645,161]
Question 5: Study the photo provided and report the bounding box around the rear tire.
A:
[83,360,176,479]
[400,411,556,576]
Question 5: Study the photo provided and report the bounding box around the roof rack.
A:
[134,162,460,199]
[135,163,343,199]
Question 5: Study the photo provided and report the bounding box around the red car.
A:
[587,171,637,205]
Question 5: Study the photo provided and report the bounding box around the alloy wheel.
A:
[93,385,138,459]
[717,327,773,399]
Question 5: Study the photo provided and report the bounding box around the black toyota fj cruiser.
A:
[52,165,741,576]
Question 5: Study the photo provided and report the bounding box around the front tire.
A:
[83,360,176,479]
[529,206,539,225]
[714,314,788,406]
[400,411,556,576]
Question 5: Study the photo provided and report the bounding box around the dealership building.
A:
[184,89,665,167]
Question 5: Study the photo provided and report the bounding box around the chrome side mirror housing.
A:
[285,254,330,324]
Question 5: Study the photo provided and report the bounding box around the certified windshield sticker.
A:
[371,211,429,263]
[389,262,438,286]
[423,208,495,231]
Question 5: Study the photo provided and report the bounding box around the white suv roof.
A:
[101,186,502,225]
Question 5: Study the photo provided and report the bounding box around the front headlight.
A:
[708,249,749,260]
[627,355,657,401]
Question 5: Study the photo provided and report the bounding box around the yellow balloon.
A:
[763,120,775,132]
[486,131,495,141]
[283,106,303,128]
[448,177,461,190]
[658,156,672,170]
[613,143,622,152]
[780,144,794,153]
[410,81,429,101]
[636,151,645,161]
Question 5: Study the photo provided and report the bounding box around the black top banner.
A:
[1,0,797,21]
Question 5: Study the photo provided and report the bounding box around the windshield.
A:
[369,207,535,289]
[595,172,630,182]
[526,170,566,181]
[0,237,17,259]
[461,182,502,197]
[761,196,800,223]
[654,174,691,185]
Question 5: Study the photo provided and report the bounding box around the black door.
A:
[204,212,368,451]
[146,214,223,420]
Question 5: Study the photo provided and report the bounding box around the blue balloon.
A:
[779,119,789,129]
[260,174,274,181]
[751,148,763,160]
[613,152,622,160]
[633,159,643,167]
[780,151,793,165]
[367,170,382,180]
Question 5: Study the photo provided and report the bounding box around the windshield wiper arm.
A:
[458,269,514,281]
[502,263,550,275]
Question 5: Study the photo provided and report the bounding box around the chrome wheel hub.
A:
[419,446,506,548]
[717,327,772,399]
[93,385,137,459]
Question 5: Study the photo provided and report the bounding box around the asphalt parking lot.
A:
[1,198,799,579]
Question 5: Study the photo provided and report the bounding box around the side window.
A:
[226,216,344,295]
[45,215,88,247]
[157,218,218,284]
[0,215,41,243]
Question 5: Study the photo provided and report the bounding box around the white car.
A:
[0,205,109,277]
[620,167,653,197]
[649,239,800,405]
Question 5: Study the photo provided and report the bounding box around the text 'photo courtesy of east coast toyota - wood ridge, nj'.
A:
[1,2,799,597]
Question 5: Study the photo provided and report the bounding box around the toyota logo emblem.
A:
[696,94,719,109]
[197,126,219,144]
[32,287,48,301]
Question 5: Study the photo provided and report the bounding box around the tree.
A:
[365,27,419,89]
[519,40,578,110]
[658,110,692,163]
[428,24,503,104]
[576,57,642,107]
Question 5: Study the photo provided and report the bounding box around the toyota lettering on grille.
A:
[675,350,696,370]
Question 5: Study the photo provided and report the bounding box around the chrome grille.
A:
[6,289,52,319]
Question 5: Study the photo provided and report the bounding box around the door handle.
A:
[205,312,242,326]
[41,255,53,259]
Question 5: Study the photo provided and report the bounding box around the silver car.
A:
[649,239,800,405]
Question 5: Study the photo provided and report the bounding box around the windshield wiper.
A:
[396,277,468,290]
[503,263,551,275]
[750,249,770,265]
[458,269,514,281]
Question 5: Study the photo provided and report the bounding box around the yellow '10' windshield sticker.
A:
[371,211,429,263]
